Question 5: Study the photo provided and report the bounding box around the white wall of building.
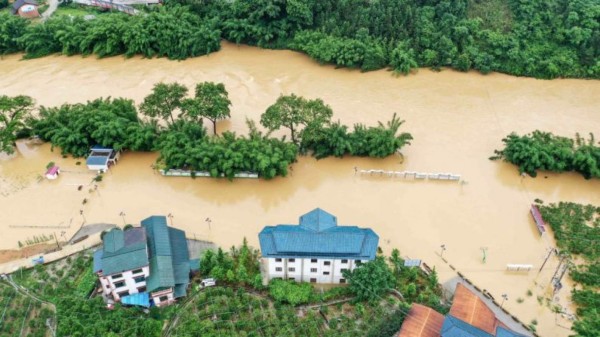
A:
[265,258,368,284]
[151,289,175,307]
[99,265,150,301]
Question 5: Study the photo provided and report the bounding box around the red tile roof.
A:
[397,303,444,337]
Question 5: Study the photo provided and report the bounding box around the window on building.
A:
[310,268,317,273]
[340,268,348,274]
[324,261,331,266]
[114,281,126,288]
[137,286,146,293]
[341,259,348,264]
[132,269,144,275]
[288,278,295,282]
[275,267,283,272]
[159,296,169,302]
[275,258,282,262]
[134,276,146,283]
[288,258,296,263]
[117,291,129,298]
[339,278,346,284]
[111,273,123,280]
[323,271,330,275]
[311,259,317,263]
[310,278,317,283]
[288,267,295,272]
[355,260,362,266]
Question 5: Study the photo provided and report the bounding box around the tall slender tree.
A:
[139,82,188,126]
[260,94,333,144]
[182,82,231,135]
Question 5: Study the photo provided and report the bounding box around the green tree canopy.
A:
[0,95,34,154]
[139,82,188,125]
[343,256,395,303]
[260,94,333,143]
[182,82,231,135]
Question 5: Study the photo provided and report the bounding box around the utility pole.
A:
[205,218,212,231]
[440,244,446,258]
[538,248,555,273]
[53,232,60,250]
[481,247,488,264]
[550,254,567,287]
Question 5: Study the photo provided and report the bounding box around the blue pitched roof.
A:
[97,228,149,276]
[91,145,114,152]
[259,208,379,260]
[441,316,494,337]
[142,216,192,296]
[93,249,103,273]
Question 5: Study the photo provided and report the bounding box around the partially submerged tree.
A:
[139,82,188,125]
[0,95,34,154]
[260,94,333,143]
[182,81,231,135]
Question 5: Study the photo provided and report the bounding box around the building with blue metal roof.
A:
[93,215,193,307]
[259,208,379,284]
[86,145,120,172]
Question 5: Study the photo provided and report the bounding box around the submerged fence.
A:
[356,169,462,182]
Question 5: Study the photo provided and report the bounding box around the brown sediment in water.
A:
[1,42,600,336]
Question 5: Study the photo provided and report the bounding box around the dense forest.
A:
[1,0,599,78]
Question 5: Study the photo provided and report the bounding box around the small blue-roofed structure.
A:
[121,292,150,308]
[86,145,120,172]
[259,208,379,284]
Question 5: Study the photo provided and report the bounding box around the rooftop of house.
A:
[94,227,148,275]
[11,0,37,13]
[397,303,445,337]
[93,216,192,298]
[142,216,191,298]
[258,208,379,260]
[396,283,529,337]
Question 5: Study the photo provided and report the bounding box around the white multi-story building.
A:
[93,216,194,307]
[259,208,379,284]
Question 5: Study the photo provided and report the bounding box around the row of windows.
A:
[274,258,361,265]
[116,286,146,298]
[113,276,145,289]
[280,277,346,284]
[274,267,347,275]
[111,268,144,281]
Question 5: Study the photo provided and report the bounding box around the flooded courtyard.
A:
[1,42,600,336]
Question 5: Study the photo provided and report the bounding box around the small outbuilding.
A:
[11,0,40,19]
[86,145,120,172]
[45,166,60,180]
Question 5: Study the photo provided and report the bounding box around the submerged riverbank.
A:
[1,42,600,336]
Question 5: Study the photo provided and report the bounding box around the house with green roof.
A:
[93,215,193,307]
[258,208,379,284]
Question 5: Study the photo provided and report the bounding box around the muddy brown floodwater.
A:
[1,42,600,336]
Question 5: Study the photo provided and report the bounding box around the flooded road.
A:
[1,42,600,336]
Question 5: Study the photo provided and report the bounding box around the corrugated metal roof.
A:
[259,208,379,260]
[449,284,498,335]
[121,292,150,308]
[86,156,109,166]
[441,316,493,337]
[174,284,187,298]
[93,249,103,273]
[397,303,444,337]
[91,145,114,151]
[100,228,149,275]
[142,216,191,295]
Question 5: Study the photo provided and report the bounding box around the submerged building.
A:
[93,216,194,307]
[258,208,379,284]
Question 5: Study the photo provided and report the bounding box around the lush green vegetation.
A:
[3,0,599,78]
[0,282,53,337]
[179,0,599,79]
[0,6,221,60]
[538,202,600,337]
[491,131,600,179]
[0,95,35,154]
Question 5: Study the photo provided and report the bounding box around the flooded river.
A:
[1,42,600,336]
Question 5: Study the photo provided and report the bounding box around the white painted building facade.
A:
[259,208,379,285]
[264,257,369,284]
[99,266,150,301]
